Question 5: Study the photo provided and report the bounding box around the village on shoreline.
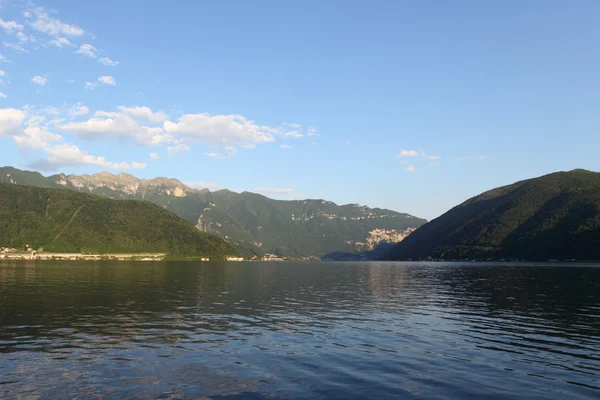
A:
[0,246,314,262]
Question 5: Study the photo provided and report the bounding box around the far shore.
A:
[0,252,168,261]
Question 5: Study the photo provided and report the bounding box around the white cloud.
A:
[284,131,303,139]
[310,141,317,145]
[85,76,117,89]
[30,143,137,171]
[478,155,488,160]
[67,103,89,116]
[98,75,116,85]
[66,79,75,84]
[0,92,6,99]
[30,7,85,38]
[406,165,416,173]
[205,146,237,158]
[23,12,32,18]
[117,106,167,123]
[74,43,97,58]
[252,187,302,199]
[0,108,26,135]
[44,107,61,115]
[31,75,48,86]
[59,110,169,146]
[242,143,256,149]
[163,113,276,147]
[168,143,190,155]
[425,155,441,161]
[131,161,147,169]
[185,181,224,191]
[16,32,36,43]
[49,37,70,47]
[1,106,144,172]
[99,57,119,66]
[0,19,24,33]
[397,149,419,157]
[307,126,318,136]
[280,144,291,149]
[149,152,159,160]
[0,70,5,76]
[3,41,27,52]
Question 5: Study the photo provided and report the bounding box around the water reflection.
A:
[0,261,599,399]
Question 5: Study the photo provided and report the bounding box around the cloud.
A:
[163,113,276,147]
[44,107,61,115]
[117,106,167,123]
[242,143,256,149]
[29,143,140,171]
[0,92,6,99]
[1,106,145,171]
[131,161,147,169]
[74,43,97,58]
[31,75,48,86]
[167,143,190,155]
[284,131,303,139]
[66,79,75,84]
[478,155,488,160]
[99,57,119,66]
[30,7,85,38]
[0,70,5,76]
[252,187,302,199]
[84,76,116,89]
[280,144,291,149]
[49,37,70,47]
[405,165,416,173]
[397,149,419,157]
[0,108,26,135]
[0,19,24,33]
[3,41,27,52]
[16,32,36,43]
[310,141,317,145]
[59,109,169,146]
[67,103,89,116]
[205,146,237,158]
[149,152,159,160]
[425,155,441,161]
[98,75,116,85]
[306,126,318,136]
[185,181,224,191]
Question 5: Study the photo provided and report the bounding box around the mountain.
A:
[0,182,237,259]
[0,166,426,258]
[381,169,600,261]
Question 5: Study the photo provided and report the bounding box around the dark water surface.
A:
[1,261,599,399]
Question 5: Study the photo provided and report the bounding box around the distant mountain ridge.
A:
[381,169,600,261]
[0,182,237,258]
[0,166,426,258]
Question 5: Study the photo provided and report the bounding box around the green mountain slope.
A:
[0,166,426,258]
[382,169,600,261]
[0,183,237,259]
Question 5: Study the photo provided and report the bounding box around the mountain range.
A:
[381,169,600,261]
[0,183,237,259]
[0,166,426,258]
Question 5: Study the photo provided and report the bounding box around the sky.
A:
[0,0,599,220]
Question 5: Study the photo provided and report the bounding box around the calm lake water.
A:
[0,261,599,399]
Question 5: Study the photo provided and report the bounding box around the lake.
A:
[0,261,599,399]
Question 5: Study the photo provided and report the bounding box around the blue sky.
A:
[0,0,599,220]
